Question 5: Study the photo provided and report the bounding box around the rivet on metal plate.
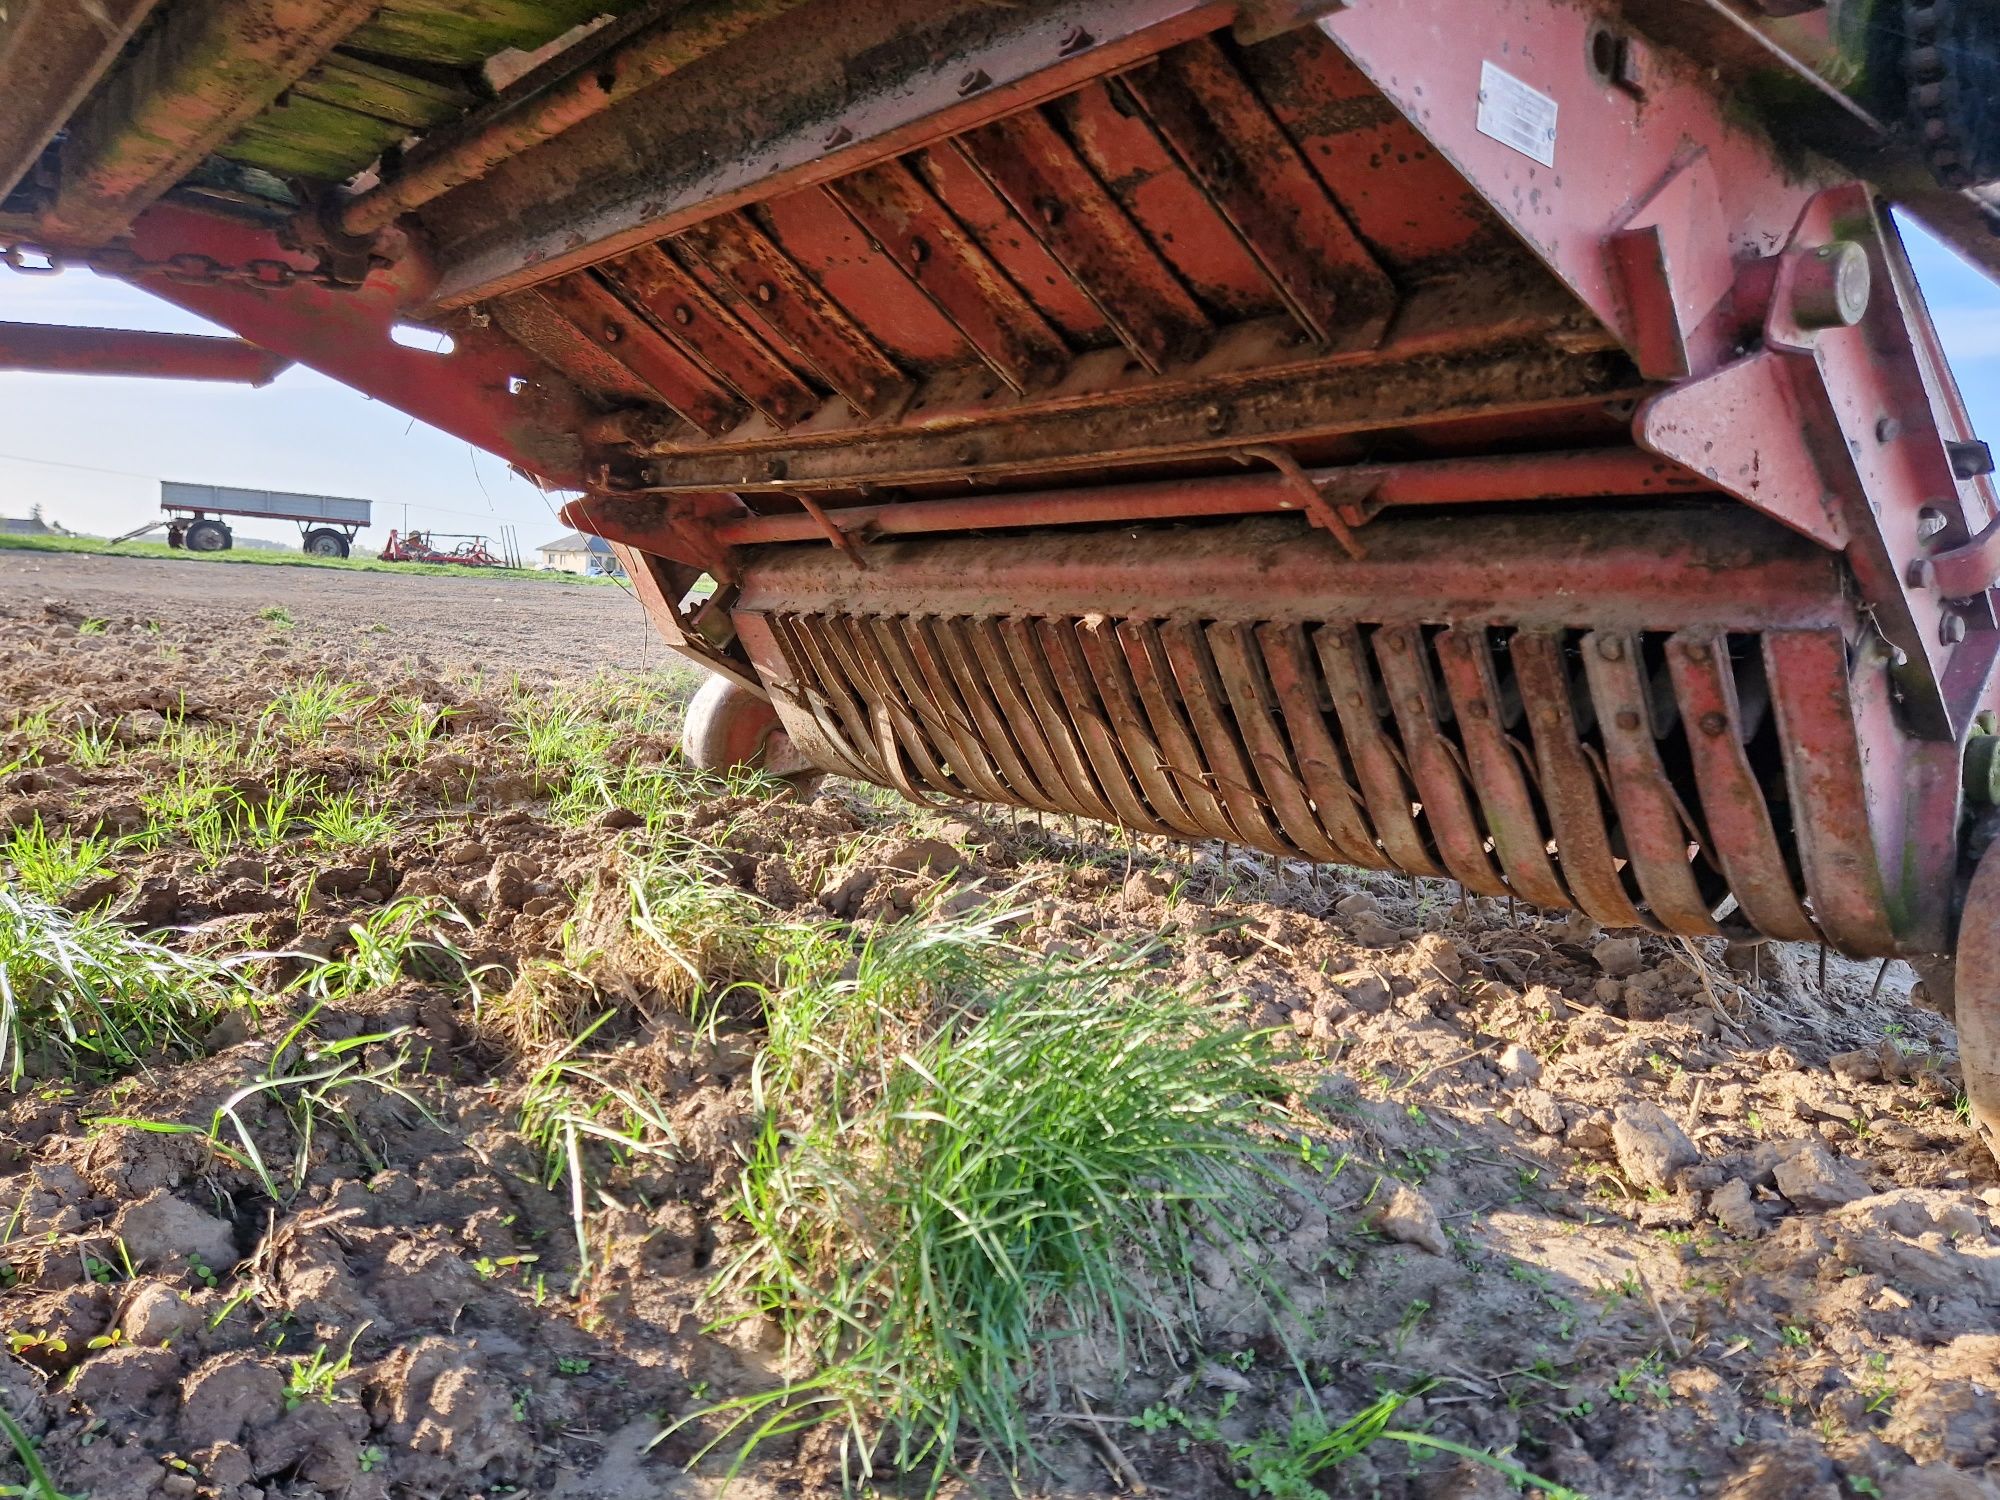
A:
[1615,708,1642,730]
[1597,636,1625,662]
[1698,711,1728,736]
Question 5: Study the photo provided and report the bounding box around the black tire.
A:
[183,519,231,553]
[302,528,350,559]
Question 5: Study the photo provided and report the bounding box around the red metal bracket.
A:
[114,201,591,486]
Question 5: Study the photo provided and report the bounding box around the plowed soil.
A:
[1,556,1995,1500]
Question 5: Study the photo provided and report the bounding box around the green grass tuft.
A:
[693,934,1296,1490]
[0,888,249,1085]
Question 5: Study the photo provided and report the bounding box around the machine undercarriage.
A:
[4,0,2000,1150]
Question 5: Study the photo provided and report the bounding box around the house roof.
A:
[0,515,58,536]
[538,529,614,555]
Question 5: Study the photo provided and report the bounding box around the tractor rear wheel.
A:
[682,674,820,792]
[303,528,350,559]
[183,519,231,553]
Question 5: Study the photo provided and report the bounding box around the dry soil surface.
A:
[0,554,1996,1500]
[0,550,667,677]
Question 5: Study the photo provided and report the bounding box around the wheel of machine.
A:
[183,519,232,553]
[682,673,820,791]
[302,527,350,559]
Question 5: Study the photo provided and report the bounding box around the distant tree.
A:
[28,503,44,524]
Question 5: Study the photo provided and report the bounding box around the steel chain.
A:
[0,240,359,291]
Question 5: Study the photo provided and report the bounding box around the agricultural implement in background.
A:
[377,528,507,567]
[104,480,371,556]
[4,0,2000,1151]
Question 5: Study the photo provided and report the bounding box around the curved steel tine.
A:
[825,615,968,798]
[1076,616,1202,836]
[931,618,1068,813]
[1159,618,1292,856]
[1665,632,1820,943]
[1313,624,1443,877]
[996,617,1120,822]
[1764,629,1899,955]
[1507,633,1650,929]
[1037,618,1176,836]
[1433,627,1570,909]
[868,616,1013,805]
[1372,624,1508,896]
[757,615,880,782]
[1116,619,1243,844]
[905,617,1049,809]
[780,614,889,781]
[1207,621,1359,864]
[1255,623,1391,869]
[1579,630,1721,935]
[962,617,1094,818]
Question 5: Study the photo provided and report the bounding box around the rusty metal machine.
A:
[4,0,2000,1149]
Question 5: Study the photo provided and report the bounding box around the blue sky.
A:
[2,217,1998,550]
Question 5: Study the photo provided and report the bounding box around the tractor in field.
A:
[3,0,2000,1151]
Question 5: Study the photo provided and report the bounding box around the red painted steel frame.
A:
[112,202,590,486]
[0,322,290,384]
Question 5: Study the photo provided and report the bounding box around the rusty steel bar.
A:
[1663,632,1821,943]
[0,322,291,385]
[704,450,1710,546]
[1506,633,1651,930]
[423,0,1233,309]
[1580,631,1724,935]
[0,0,161,203]
[336,0,813,238]
[41,0,379,245]
[1255,623,1392,870]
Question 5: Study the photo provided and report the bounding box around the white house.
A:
[537,529,625,576]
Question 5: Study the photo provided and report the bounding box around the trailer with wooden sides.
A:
[3,0,2000,1151]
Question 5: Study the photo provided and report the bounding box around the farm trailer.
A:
[3,0,2000,1147]
[131,480,373,556]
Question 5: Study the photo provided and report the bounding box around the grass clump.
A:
[3,820,111,904]
[695,932,1295,1490]
[0,888,248,1084]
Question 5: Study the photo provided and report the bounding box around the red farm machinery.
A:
[3,0,2000,1150]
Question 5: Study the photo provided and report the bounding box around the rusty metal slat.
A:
[773,614,889,781]
[1038,620,1177,837]
[996,618,1121,823]
[1764,630,1899,955]
[534,275,743,436]
[826,161,1069,395]
[1312,624,1444,878]
[1255,623,1392,870]
[963,618,1102,820]
[1372,626,1509,896]
[1115,620,1243,844]
[1507,634,1650,930]
[1119,37,1394,349]
[1433,629,1571,910]
[953,109,1211,373]
[1074,618,1202,837]
[1206,622,1356,864]
[600,245,821,427]
[1579,632,1723,936]
[675,213,909,417]
[825,614,968,799]
[760,614,882,782]
[868,617,1013,806]
[1664,634,1821,943]
[490,290,667,408]
[895,617,1034,807]
[1159,619,1293,856]
[925,618,1066,813]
